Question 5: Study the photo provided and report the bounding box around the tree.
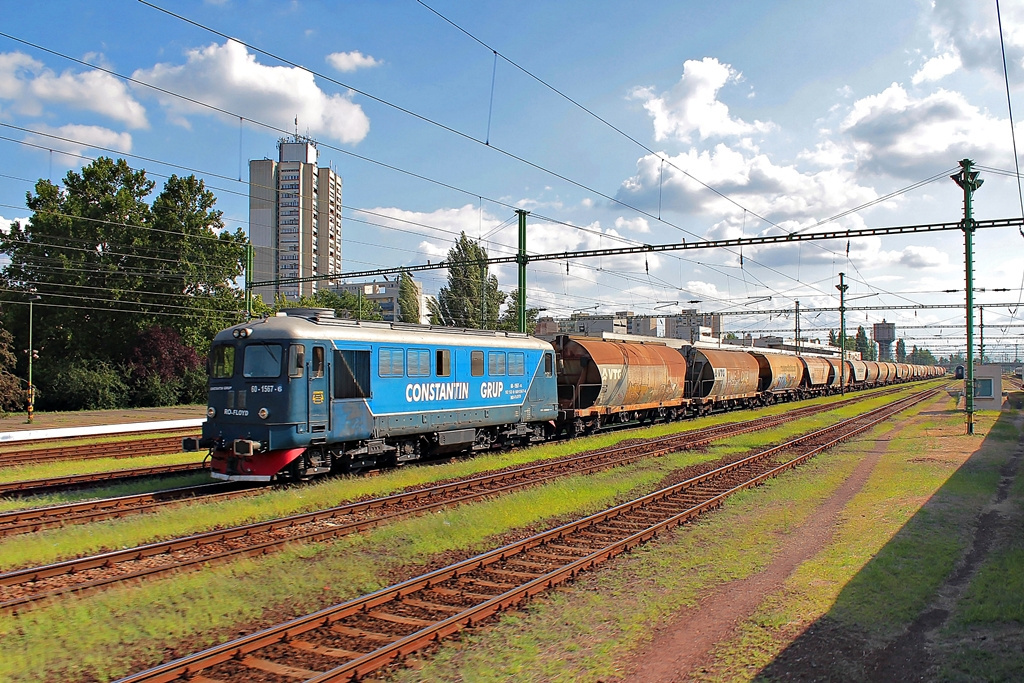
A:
[907,345,937,365]
[429,233,505,329]
[0,158,250,409]
[0,324,23,412]
[148,174,249,350]
[828,329,837,347]
[396,270,421,323]
[896,338,907,362]
[855,326,873,360]
[127,326,205,406]
[497,288,541,333]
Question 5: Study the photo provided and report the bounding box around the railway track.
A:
[0,430,198,468]
[0,462,209,498]
[0,482,259,538]
[0,385,915,536]
[0,385,922,613]
[116,386,940,682]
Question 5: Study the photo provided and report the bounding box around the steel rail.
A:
[0,384,919,611]
[0,482,254,538]
[0,462,208,497]
[0,432,197,467]
[117,387,939,683]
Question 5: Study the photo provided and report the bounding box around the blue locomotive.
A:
[184,308,559,481]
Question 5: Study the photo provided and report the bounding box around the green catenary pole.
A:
[516,209,530,334]
[951,158,982,435]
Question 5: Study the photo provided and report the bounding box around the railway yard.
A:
[0,380,1018,682]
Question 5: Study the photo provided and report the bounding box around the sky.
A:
[3,0,1024,360]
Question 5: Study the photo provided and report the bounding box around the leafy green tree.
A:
[0,324,24,412]
[0,158,250,409]
[896,338,907,362]
[429,232,505,329]
[397,270,421,323]
[907,345,937,365]
[855,326,874,360]
[828,329,837,347]
[497,288,540,333]
[148,174,249,349]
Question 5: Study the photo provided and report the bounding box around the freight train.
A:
[184,308,945,482]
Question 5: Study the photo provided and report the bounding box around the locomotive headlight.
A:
[207,406,216,418]
[258,407,269,420]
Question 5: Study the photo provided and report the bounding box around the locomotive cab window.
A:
[544,352,553,377]
[471,350,484,377]
[436,349,451,377]
[335,350,370,399]
[312,347,325,378]
[210,345,235,379]
[488,352,506,376]
[288,344,304,378]
[242,344,282,378]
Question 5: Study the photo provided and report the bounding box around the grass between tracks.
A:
[0,384,925,571]
[0,451,204,487]
[0,383,944,682]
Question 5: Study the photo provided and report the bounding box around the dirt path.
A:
[620,422,909,682]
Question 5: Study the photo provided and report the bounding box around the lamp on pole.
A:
[26,294,41,424]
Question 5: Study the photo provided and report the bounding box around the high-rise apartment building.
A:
[249,137,342,302]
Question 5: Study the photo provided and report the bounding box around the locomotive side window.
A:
[471,350,484,377]
[408,349,430,377]
[544,352,553,377]
[508,352,525,376]
[312,347,325,378]
[288,344,305,378]
[378,347,405,377]
[436,349,451,377]
[488,352,506,376]
[242,344,282,378]
[211,345,235,379]
[335,350,370,399]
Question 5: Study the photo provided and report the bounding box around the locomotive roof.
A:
[214,309,552,350]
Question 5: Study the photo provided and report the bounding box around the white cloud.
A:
[133,40,370,145]
[614,216,650,234]
[326,51,382,73]
[630,57,774,143]
[895,245,949,268]
[840,83,1015,177]
[0,51,148,128]
[911,52,962,85]
[928,0,1024,79]
[23,123,132,165]
[619,144,876,223]
[0,214,29,234]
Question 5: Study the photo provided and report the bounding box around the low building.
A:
[972,363,1003,409]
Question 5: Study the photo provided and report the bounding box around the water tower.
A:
[873,320,896,360]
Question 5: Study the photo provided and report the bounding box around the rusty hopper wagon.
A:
[553,336,688,435]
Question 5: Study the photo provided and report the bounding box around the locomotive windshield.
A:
[243,343,283,378]
[210,345,235,379]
